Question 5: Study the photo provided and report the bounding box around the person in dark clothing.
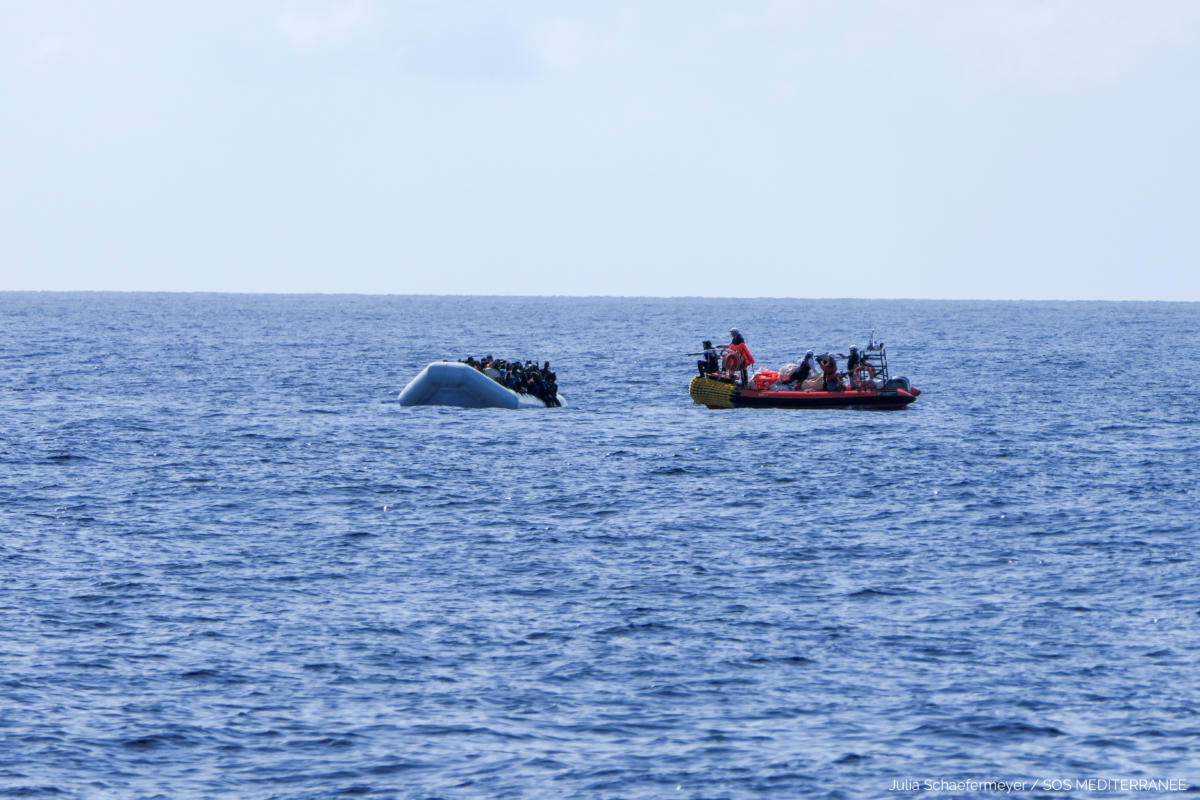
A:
[846,346,861,372]
[539,362,559,406]
[536,375,558,407]
[695,340,720,377]
[457,355,561,404]
[789,350,816,385]
[540,362,560,406]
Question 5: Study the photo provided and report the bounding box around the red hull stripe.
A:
[730,387,918,409]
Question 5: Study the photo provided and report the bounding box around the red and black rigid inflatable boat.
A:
[689,376,919,409]
[688,341,920,410]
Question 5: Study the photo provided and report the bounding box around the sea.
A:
[1,293,1197,799]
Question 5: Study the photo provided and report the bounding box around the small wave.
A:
[0,786,68,797]
[747,655,815,666]
[364,761,429,776]
[122,732,195,750]
[834,752,869,764]
[981,721,1066,738]
[847,587,913,598]
[597,622,680,636]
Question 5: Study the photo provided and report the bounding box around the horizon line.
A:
[1,289,1196,303]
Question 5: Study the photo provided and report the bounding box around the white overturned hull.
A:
[398,362,564,409]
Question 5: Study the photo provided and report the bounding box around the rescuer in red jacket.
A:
[724,328,755,386]
[819,353,843,391]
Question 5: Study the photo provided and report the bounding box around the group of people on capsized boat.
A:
[694,329,878,392]
[460,356,560,406]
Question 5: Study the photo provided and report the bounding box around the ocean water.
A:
[1,293,1197,799]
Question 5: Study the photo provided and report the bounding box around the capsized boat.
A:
[399,362,566,409]
[688,338,919,410]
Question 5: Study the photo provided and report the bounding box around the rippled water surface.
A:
[2,293,1198,799]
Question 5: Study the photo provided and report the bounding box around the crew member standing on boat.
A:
[820,353,842,391]
[725,329,754,386]
[846,346,862,372]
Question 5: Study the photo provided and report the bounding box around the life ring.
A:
[848,362,877,389]
[723,351,746,371]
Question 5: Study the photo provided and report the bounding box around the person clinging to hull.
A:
[540,361,560,407]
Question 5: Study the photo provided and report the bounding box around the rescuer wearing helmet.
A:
[846,346,862,372]
[725,328,755,386]
[819,352,842,391]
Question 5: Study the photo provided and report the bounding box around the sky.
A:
[2,1,1199,300]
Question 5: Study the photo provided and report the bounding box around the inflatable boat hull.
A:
[689,376,917,410]
[400,362,564,409]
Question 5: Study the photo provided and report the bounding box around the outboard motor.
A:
[882,376,911,393]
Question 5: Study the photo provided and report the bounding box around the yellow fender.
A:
[688,376,736,409]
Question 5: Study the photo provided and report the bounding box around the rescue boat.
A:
[688,338,919,410]
[689,375,918,409]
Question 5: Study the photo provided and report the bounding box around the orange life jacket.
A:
[728,342,754,367]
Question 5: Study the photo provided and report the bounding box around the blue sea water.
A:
[1,293,1198,799]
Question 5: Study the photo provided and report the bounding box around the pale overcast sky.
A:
[3,1,1198,299]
